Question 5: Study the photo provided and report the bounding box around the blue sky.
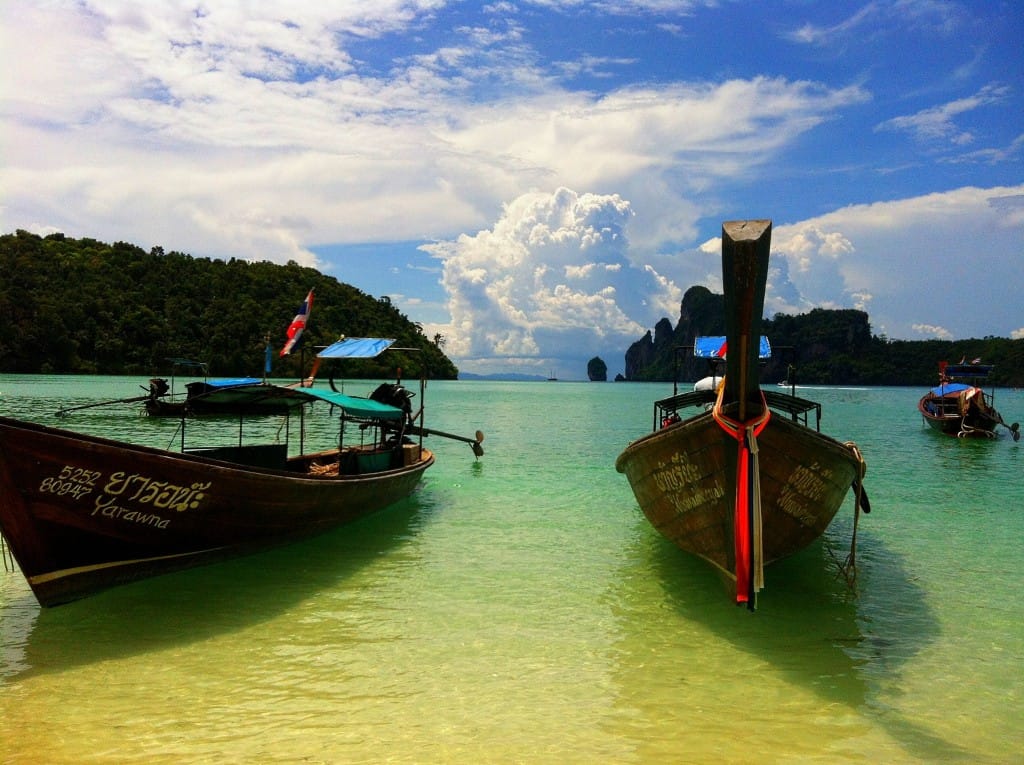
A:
[2,1,1022,378]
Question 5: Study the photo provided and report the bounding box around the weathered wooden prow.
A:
[721,220,772,421]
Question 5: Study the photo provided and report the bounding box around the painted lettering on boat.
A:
[87,474,212,529]
[37,464,212,531]
[103,472,211,513]
[778,462,833,527]
[91,495,171,529]
[653,453,725,515]
[37,465,102,500]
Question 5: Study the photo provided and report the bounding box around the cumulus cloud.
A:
[765,186,1024,339]
[3,2,1021,376]
[421,188,673,374]
[912,324,953,340]
[1,1,866,267]
[628,188,1024,345]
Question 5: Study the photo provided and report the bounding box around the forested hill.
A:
[624,285,1024,387]
[0,230,458,379]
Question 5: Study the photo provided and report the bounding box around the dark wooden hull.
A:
[615,410,861,580]
[144,397,188,417]
[0,415,433,606]
[145,383,296,417]
[917,392,1000,438]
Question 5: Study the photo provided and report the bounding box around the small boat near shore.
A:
[0,378,483,607]
[917,361,1019,440]
[615,219,870,610]
[143,374,265,417]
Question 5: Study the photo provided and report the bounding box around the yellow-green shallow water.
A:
[1,375,1021,763]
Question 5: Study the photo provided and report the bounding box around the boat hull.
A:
[615,411,861,579]
[0,416,433,606]
[917,392,999,438]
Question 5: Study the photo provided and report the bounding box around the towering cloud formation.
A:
[423,188,675,373]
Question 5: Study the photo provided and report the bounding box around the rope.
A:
[834,441,867,590]
[1,532,14,574]
[713,385,771,610]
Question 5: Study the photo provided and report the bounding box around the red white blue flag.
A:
[280,289,314,357]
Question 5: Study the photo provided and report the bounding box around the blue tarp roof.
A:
[318,337,395,359]
[694,336,771,359]
[204,377,262,389]
[928,383,974,397]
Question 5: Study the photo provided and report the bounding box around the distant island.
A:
[459,372,551,382]
[0,230,458,379]
[620,285,1024,387]
[3,230,1021,387]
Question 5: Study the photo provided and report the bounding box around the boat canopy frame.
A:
[653,388,823,433]
[166,381,415,463]
[657,335,820,432]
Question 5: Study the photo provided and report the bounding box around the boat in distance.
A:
[917,361,1019,440]
[0,379,483,607]
[142,375,267,417]
[139,338,405,418]
[616,220,870,610]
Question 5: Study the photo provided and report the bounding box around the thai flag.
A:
[280,289,314,357]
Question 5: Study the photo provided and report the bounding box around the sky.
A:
[2,1,1022,379]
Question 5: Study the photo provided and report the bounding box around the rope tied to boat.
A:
[712,385,771,611]
[832,441,868,590]
[1,532,14,574]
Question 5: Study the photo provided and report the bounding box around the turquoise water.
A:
[1,375,1021,763]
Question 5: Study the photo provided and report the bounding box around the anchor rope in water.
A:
[830,441,868,591]
[712,385,771,611]
[1,532,14,573]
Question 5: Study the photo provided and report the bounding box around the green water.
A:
[1,376,1022,763]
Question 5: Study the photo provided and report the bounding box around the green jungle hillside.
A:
[624,286,1024,387]
[0,230,458,380]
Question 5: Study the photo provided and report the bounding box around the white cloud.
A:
[612,187,1024,349]
[766,186,1024,340]
[876,84,1010,145]
[1,1,867,268]
[912,323,953,340]
[422,187,665,374]
[786,1,963,46]
[2,2,1021,376]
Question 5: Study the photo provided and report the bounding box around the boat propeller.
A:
[393,424,485,457]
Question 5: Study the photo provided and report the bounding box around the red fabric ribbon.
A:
[713,389,771,608]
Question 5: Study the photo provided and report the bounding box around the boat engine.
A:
[370,383,414,416]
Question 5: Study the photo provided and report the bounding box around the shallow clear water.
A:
[1,376,1022,763]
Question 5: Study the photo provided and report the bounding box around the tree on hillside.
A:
[0,230,459,378]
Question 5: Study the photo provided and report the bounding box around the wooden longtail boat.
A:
[139,339,406,418]
[0,380,483,607]
[53,361,267,420]
[142,375,265,417]
[917,362,1019,440]
[615,220,869,610]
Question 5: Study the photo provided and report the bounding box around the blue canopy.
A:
[203,377,262,389]
[318,337,395,359]
[928,382,973,397]
[694,336,771,359]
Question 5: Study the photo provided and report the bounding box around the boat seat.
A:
[183,443,289,470]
